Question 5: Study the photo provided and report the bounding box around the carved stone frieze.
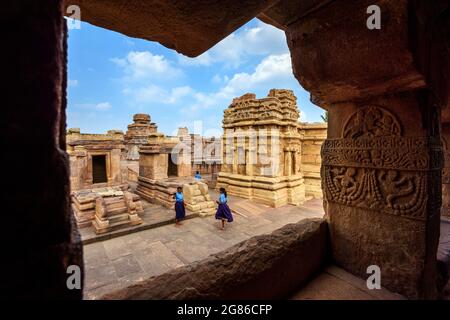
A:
[322,105,442,221]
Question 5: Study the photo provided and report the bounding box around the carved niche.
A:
[322,106,441,220]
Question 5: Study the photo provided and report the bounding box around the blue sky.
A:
[67,18,325,136]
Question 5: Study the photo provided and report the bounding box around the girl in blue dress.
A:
[215,187,233,230]
[173,186,186,225]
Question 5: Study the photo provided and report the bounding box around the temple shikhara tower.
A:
[217,89,306,207]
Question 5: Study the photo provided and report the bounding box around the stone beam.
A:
[285,0,449,299]
[64,0,278,57]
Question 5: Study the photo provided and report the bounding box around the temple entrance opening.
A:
[167,154,178,177]
[92,155,107,184]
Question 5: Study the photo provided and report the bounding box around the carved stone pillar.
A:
[322,97,442,299]
[285,0,448,299]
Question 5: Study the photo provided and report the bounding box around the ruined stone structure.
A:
[67,128,145,231]
[72,186,144,233]
[125,114,158,160]
[136,127,193,208]
[183,182,216,217]
[6,0,448,301]
[217,90,306,207]
[124,114,158,182]
[92,189,144,234]
[67,128,127,191]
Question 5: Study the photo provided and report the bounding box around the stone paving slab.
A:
[83,197,325,299]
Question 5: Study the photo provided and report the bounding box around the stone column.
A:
[245,149,254,176]
[2,0,83,298]
[286,0,448,299]
[284,149,292,176]
[232,146,238,174]
[442,124,450,218]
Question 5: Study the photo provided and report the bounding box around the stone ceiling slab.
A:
[64,0,279,57]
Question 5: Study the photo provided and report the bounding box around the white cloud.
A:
[164,86,194,104]
[222,53,292,93]
[95,102,112,110]
[111,51,182,80]
[300,110,307,122]
[75,102,112,111]
[68,79,78,87]
[211,74,229,84]
[178,52,213,67]
[181,53,294,116]
[124,85,194,105]
[177,21,288,68]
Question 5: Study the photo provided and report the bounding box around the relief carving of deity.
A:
[343,106,401,138]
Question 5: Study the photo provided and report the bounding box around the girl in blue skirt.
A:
[174,186,186,225]
[215,187,233,230]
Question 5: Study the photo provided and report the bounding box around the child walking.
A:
[174,186,186,225]
[215,187,233,230]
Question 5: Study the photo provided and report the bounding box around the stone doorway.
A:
[167,153,178,177]
[92,155,107,184]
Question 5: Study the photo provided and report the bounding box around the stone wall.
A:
[4,0,83,299]
[67,128,127,191]
[299,123,327,198]
[442,123,450,218]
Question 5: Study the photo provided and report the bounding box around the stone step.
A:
[108,213,130,224]
[106,206,128,216]
[104,197,124,205]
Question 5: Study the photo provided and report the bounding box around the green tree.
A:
[321,111,328,123]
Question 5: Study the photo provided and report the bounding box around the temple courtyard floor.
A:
[82,193,325,299]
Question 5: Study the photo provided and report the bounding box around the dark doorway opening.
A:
[168,153,178,177]
[92,155,107,183]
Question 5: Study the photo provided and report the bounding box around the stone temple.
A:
[217,89,306,207]
[4,0,450,301]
